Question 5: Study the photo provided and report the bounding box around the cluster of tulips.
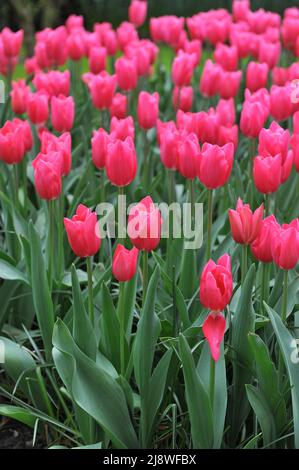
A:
[1,0,299,450]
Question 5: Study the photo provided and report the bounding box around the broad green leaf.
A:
[179,334,214,449]
[53,318,138,449]
[246,384,276,446]
[99,283,121,371]
[28,221,54,360]
[266,304,299,449]
[0,259,28,284]
[72,265,97,360]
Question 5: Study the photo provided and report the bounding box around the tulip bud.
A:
[110,116,134,141]
[137,91,159,130]
[64,204,101,258]
[106,136,137,187]
[253,154,282,194]
[214,43,238,71]
[89,47,107,75]
[198,143,234,189]
[115,57,138,91]
[112,244,139,282]
[177,132,200,180]
[258,122,290,163]
[51,95,75,133]
[202,311,226,362]
[32,151,63,200]
[246,62,269,92]
[228,198,264,245]
[200,254,233,311]
[91,128,108,169]
[172,51,196,87]
[67,33,86,61]
[160,127,181,170]
[27,92,49,125]
[129,0,147,27]
[10,80,29,115]
[1,27,23,57]
[128,196,162,252]
[270,85,292,122]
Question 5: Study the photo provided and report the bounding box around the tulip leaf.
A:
[245,384,276,446]
[99,283,121,371]
[0,259,28,284]
[179,334,214,449]
[0,405,36,429]
[197,342,227,449]
[229,264,256,444]
[266,304,299,449]
[28,221,54,360]
[53,318,138,448]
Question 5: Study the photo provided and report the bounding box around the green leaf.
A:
[197,342,227,448]
[246,385,276,446]
[0,259,28,284]
[179,334,214,449]
[53,319,138,449]
[0,405,36,429]
[229,264,256,444]
[72,265,97,360]
[266,304,299,449]
[28,221,54,360]
[248,333,286,437]
[99,283,121,371]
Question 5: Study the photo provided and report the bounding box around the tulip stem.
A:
[142,250,148,307]
[206,190,213,260]
[241,244,248,285]
[210,355,215,408]
[57,190,64,287]
[167,169,175,204]
[142,129,150,190]
[264,194,270,217]
[48,199,55,290]
[12,164,19,212]
[100,169,106,203]
[86,256,94,326]
[119,282,126,376]
[281,269,288,324]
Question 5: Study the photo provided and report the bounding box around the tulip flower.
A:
[228,198,264,245]
[172,51,196,87]
[291,133,299,172]
[89,47,107,75]
[199,60,221,97]
[258,122,290,162]
[27,92,49,125]
[240,100,269,138]
[51,95,75,133]
[137,91,159,130]
[202,311,226,362]
[177,132,200,180]
[183,39,202,65]
[129,0,147,27]
[66,33,86,61]
[232,0,250,22]
[160,127,181,170]
[246,62,269,92]
[258,39,281,69]
[64,204,101,324]
[89,72,117,110]
[200,254,233,312]
[91,128,108,169]
[214,43,238,71]
[117,21,138,52]
[195,110,219,145]
[218,69,242,99]
[270,85,292,122]
[41,131,72,176]
[251,215,279,263]
[33,70,70,98]
[172,86,193,112]
[1,27,23,58]
[106,136,137,187]
[198,143,234,190]
[0,120,25,165]
[32,151,63,200]
[110,116,135,141]
[125,42,151,77]
[112,244,139,282]
[15,118,33,153]
[271,224,299,271]
[44,26,68,67]
[115,57,138,91]
[109,93,127,119]
[128,195,162,252]
[64,204,101,258]
[253,154,283,194]
[10,80,29,115]
[218,125,238,149]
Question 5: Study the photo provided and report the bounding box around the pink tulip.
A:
[198,143,234,189]
[202,312,226,362]
[137,91,159,130]
[51,95,75,133]
[228,198,264,245]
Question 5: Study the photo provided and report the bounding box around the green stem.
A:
[210,355,215,408]
[21,159,28,213]
[142,129,150,190]
[172,265,178,337]
[100,169,106,203]
[57,190,64,288]
[264,194,270,217]
[281,270,288,324]
[167,169,175,204]
[48,199,55,290]
[142,250,149,307]
[119,282,126,376]
[241,244,248,285]
[12,164,19,212]
[206,189,213,260]
[86,256,94,325]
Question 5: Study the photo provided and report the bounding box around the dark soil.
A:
[0,417,43,449]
